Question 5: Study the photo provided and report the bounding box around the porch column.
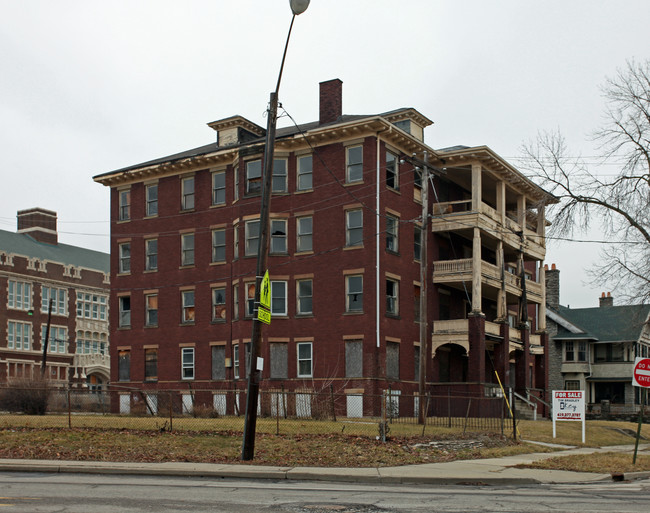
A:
[471,163,482,212]
[496,180,506,225]
[496,241,506,321]
[517,195,526,231]
[467,314,486,383]
[515,326,531,394]
[472,227,482,313]
[495,323,510,389]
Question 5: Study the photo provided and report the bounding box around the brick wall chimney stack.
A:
[599,291,614,308]
[319,79,343,125]
[545,263,560,310]
[17,208,58,245]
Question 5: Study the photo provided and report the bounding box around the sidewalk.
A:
[0,444,648,486]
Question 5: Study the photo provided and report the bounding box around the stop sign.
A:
[633,358,650,388]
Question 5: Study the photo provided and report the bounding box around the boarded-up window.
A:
[118,350,130,381]
[211,346,225,380]
[386,341,400,380]
[270,343,288,379]
[345,340,363,378]
[144,348,157,381]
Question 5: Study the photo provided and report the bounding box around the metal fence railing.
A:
[0,384,510,438]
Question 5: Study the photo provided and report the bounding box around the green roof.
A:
[555,304,650,343]
[0,229,109,273]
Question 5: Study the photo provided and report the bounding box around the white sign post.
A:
[632,357,650,463]
[552,390,586,443]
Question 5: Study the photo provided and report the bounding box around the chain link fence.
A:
[0,383,511,438]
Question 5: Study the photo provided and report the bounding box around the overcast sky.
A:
[1,1,648,308]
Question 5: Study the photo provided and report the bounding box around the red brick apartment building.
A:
[0,208,110,388]
[94,79,556,416]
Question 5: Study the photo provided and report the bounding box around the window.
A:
[272,159,287,193]
[181,176,195,210]
[118,296,131,327]
[386,151,398,189]
[414,344,421,382]
[296,216,313,253]
[118,189,130,221]
[76,293,107,321]
[233,223,239,259]
[181,290,195,323]
[118,350,130,381]
[414,285,421,323]
[8,280,32,310]
[118,243,130,273]
[297,155,313,191]
[270,219,287,254]
[386,341,400,380]
[297,342,313,378]
[145,184,158,217]
[41,286,67,315]
[42,325,68,353]
[211,229,226,263]
[414,225,422,261]
[346,209,363,247]
[233,283,239,321]
[565,380,580,391]
[145,294,158,327]
[297,279,313,315]
[346,275,363,313]
[270,343,288,379]
[181,233,195,266]
[386,215,398,253]
[346,145,363,183]
[212,171,226,205]
[345,340,363,378]
[212,287,226,322]
[271,281,287,316]
[246,282,256,317]
[145,238,158,271]
[386,279,399,316]
[212,345,226,380]
[7,321,31,350]
[595,343,625,362]
[578,341,587,362]
[182,347,195,380]
[245,220,260,256]
[565,341,575,361]
[246,159,262,195]
[233,343,240,379]
[144,348,158,381]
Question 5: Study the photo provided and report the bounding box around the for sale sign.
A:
[552,390,586,443]
[633,357,650,388]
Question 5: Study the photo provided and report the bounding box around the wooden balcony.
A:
[432,258,543,304]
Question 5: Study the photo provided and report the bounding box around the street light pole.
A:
[241,0,310,462]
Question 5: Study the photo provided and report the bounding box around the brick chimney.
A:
[599,291,614,308]
[17,208,58,245]
[545,263,560,310]
[319,79,343,125]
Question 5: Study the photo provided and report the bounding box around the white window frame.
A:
[76,293,107,321]
[233,223,239,259]
[145,238,158,271]
[181,176,195,210]
[212,228,226,263]
[118,296,131,328]
[212,170,226,205]
[41,286,67,315]
[145,293,158,327]
[181,233,195,266]
[118,189,130,221]
[414,225,422,261]
[181,290,195,324]
[118,242,130,274]
[245,220,260,256]
[386,151,398,190]
[346,145,363,183]
[346,275,363,313]
[246,159,262,195]
[272,158,288,193]
[181,347,195,380]
[297,154,313,191]
[297,279,313,315]
[346,209,363,247]
[296,216,313,253]
[271,280,287,316]
[386,214,399,253]
[297,342,313,378]
[145,184,158,217]
[7,321,31,350]
[8,280,32,311]
[212,287,226,322]
[233,343,240,379]
[386,278,399,316]
[43,325,68,354]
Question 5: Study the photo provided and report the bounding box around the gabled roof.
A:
[0,229,109,273]
[550,304,650,343]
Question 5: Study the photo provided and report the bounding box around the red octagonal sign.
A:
[633,358,650,388]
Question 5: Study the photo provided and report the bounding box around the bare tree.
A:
[521,59,650,303]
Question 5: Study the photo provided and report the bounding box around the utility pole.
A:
[41,298,53,378]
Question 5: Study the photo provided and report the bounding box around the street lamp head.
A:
[290,0,310,15]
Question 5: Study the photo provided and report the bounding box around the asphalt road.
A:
[1,472,650,513]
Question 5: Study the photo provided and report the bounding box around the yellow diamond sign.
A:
[260,270,271,310]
